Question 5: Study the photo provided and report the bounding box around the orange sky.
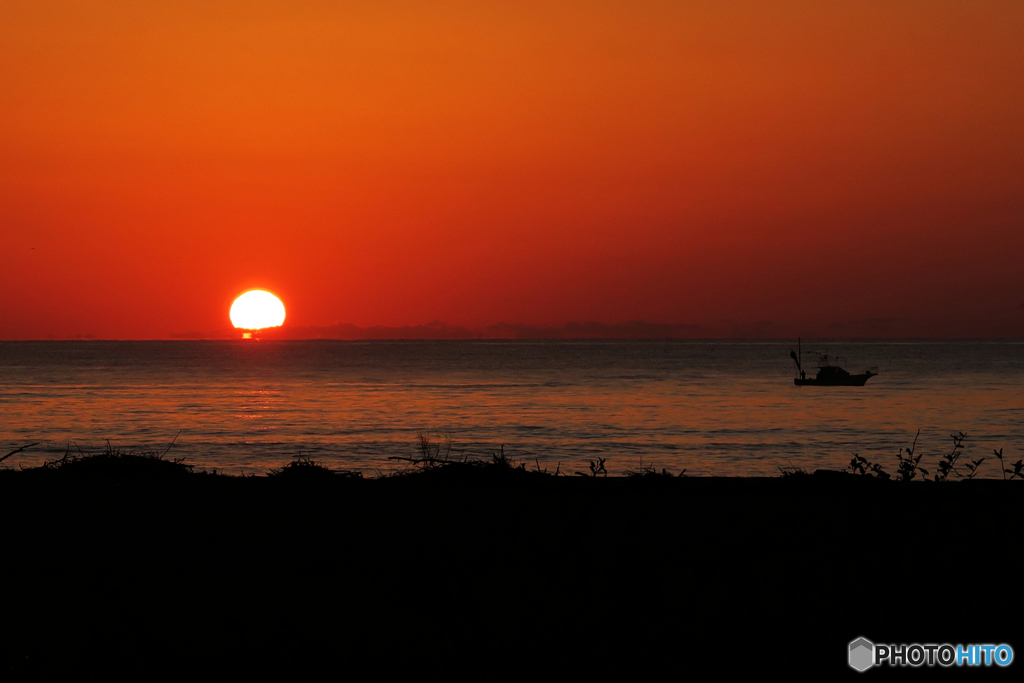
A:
[2,1,1023,339]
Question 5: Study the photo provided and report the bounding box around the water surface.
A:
[1,340,1021,477]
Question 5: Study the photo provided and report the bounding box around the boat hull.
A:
[795,372,875,387]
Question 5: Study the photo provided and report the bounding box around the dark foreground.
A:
[1,463,1021,679]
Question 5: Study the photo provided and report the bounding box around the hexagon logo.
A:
[849,637,874,672]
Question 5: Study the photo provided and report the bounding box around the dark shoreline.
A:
[2,468,1021,677]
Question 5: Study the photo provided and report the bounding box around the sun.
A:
[230,290,286,332]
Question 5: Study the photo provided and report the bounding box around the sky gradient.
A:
[2,1,1022,339]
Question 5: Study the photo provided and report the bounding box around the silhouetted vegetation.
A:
[268,454,362,480]
[575,457,608,477]
[1,431,1020,484]
[386,431,461,470]
[893,429,928,481]
[385,438,555,482]
[846,430,1024,484]
[0,442,39,465]
[627,456,685,478]
[777,462,809,478]
[935,431,969,481]
[33,441,194,478]
[993,447,1024,480]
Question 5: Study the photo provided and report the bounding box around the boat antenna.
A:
[790,337,805,379]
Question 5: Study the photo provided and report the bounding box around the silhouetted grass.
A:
[776,462,809,478]
[626,456,684,478]
[2,431,1020,484]
[386,442,550,482]
[35,441,194,478]
[268,454,362,480]
[0,442,39,465]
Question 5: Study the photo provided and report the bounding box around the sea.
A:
[1,340,1021,478]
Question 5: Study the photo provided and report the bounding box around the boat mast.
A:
[790,337,805,380]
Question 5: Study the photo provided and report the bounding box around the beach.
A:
[3,460,1020,677]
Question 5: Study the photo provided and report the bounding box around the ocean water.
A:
[1,340,1021,478]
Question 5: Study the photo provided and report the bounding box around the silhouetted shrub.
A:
[268,454,360,479]
[40,442,193,478]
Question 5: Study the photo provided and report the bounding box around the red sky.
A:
[2,1,1023,339]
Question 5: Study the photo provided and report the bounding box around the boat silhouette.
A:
[790,339,877,386]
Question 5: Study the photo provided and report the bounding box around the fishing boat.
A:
[790,339,877,386]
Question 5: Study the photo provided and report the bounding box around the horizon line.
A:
[6,317,1024,342]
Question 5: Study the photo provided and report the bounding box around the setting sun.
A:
[230,290,286,331]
